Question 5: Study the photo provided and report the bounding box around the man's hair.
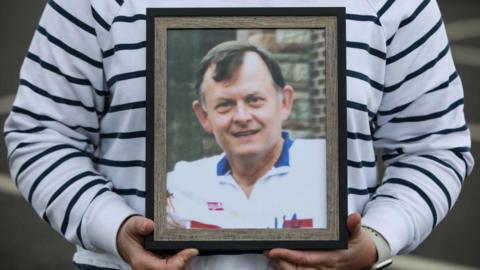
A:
[194,41,286,104]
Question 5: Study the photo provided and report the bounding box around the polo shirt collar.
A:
[216,131,293,176]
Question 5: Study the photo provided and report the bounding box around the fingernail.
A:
[189,249,199,256]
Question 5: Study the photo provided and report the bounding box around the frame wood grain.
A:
[146,7,346,253]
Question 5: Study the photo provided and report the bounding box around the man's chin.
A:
[229,147,264,161]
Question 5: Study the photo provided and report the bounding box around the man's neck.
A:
[229,139,284,198]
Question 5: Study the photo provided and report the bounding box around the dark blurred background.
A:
[0,1,478,269]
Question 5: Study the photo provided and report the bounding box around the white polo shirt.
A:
[167,134,327,229]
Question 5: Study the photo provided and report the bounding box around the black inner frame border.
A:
[146,7,347,254]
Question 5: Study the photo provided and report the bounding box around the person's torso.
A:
[82,0,395,269]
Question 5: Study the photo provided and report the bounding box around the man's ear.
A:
[192,100,213,134]
[280,85,294,121]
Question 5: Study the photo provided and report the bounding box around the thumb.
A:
[131,216,155,236]
[347,212,362,237]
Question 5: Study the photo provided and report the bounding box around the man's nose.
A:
[232,103,252,123]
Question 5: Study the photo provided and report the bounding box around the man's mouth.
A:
[231,129,260,137]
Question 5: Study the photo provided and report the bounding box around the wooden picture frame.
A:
[146,7,346,253]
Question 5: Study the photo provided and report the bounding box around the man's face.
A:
[193,51,294,161]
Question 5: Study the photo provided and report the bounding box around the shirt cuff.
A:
[362,200,414,255]
[362,226,391,263]
[82,192,138,257]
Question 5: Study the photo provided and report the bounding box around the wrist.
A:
[82,193,138,257]
[116,214,141,261]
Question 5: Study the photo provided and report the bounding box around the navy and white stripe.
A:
[3,0,474,269]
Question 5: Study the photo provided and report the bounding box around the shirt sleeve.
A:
[3,0,137,256]
[361,0,474,255]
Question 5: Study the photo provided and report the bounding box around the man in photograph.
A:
[166,41,327,230]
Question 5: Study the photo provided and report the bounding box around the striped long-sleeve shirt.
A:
[3,0,474,269]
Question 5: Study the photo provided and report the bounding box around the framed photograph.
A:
[146,7,346,253]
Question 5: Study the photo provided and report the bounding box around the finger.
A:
[346,212,362,237]
[267,249,312,266]
[180,260,192,270]
[272,259,297,270]
[167,248,199,269]
[268,249,338,268]
[129,250,169,270]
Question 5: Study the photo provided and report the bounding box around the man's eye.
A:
[247,96,264,106]
[215,102,232,112]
